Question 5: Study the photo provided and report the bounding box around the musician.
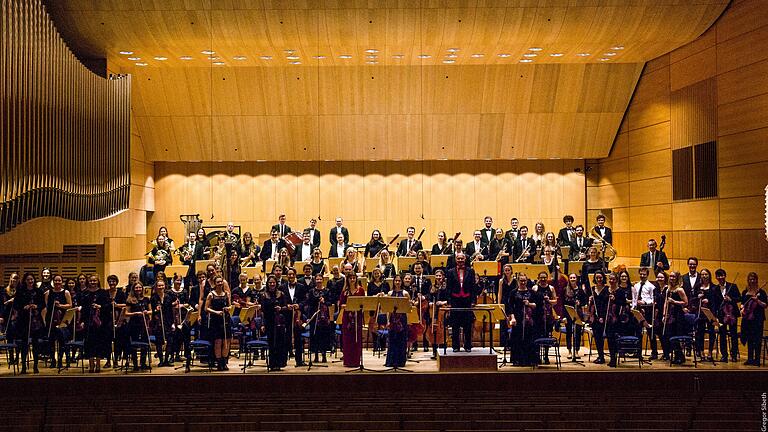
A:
[681,257,700,299]
[367,268,389,296]
[509,273,543,366]
[569,225,593,261]
[37,268,52,292]
[150,279,174,367]
[593,214,612,245]
[260,275,289,371]
[13,273,44,374]
[237,232,260,267]
[497,264,516,351]
[260,230,286,271]
[125,282,151,371]
[340,273,365,367]
[490,228,511,266]
[588,271,608,364]
[534,271,558,364]
[480,216,495,246]
[412,262,432,351]
[77,275,112,373]
[540,232,561,262]
[465,231,486,261]
[306,274,332,363]
[557,215,575,246]
[662,272,689,364]
[294,231,314,263]
[281,268,308,366]
[562,273,587,359]
[167,274,189,366]
[445,253,478,352]
[196,228,212,259]
[513,226,535,264]
[226,249,242,289]
[504,217,520,243]
[715,268,740,362]
[271,214,292,238]
[158,226,176,252]
[305,218,322,250]
[310,248,327,276]
[364,230,387,258]
[329,232,349,258]
[297,263,313,288]
[325,266,345,312]
[580,247,604,290]
[378,249,397,279]
[446,239,464,269]
[330,216,349,248]
[428,269,449,357]
[639,239,669,275]
[385,274,410,368]
[43,274,72,369]
[631,267,658,359]
[205,276,232,371]
[397,226,423,257]
[431,231,451,255]
[103,274,126,369]
[604,273,627,367]
[148,235,173,278]
[1,273,19,335]
[740,272,767,366]
[410,250,432,275]
[532,222,546,247]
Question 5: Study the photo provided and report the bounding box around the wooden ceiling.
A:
[46,0,728,161]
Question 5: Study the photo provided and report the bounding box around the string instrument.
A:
[519,290,534,340]
[374,234,400,258]
[741,283,767,321]
[662,286,675,336]
[473,277,497,338]
[718,280,738,327]
[603,291,613,337]
[46,297,65,339]
[407,290,427,346]
[426,285,446,347]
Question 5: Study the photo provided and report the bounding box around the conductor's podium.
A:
[437,350,498,372]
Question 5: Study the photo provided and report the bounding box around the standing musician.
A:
[540,232,561,262]
[681,257,700,299]
[445,253,479,352]
[562,273,587,360]
[604,272,628,367]
[342,248,361,274]
[157,226,176,252]
[125,282,152,371]
[378,249,397,279]
[306,274,332,363]
[238,232,261,267]
[715,268,740,363]
[568,225,592,261]
[260,275,289,371]
[150,279,175,367]
[497,264,516,353]
[411,250,433,275]
[13,273,44,374]
[43,274,73,369]
[431,231,452,255]
[631,267,658,359]
[147,235,173,280]
[37,268,53,292]
[533,271,558,364]
[557,215,576,246]
[329,232,349,258]
[513,226,535,264]
[465,231,486,261]
[293,231,315,263]
[412,262,432,352]
[104,275,126,369]
[397,226,423,257]
[271,215,292,239]
[740,272,767,366]
[593,214,613,245]
[298,263,315,288]
[691,268,717,361]
[226,249,242,290]
[446,239,465,270]
[505,217,520,243]
[490,228,512,268]
[329,217,350,249]
[532,222,546,247]
[662,272,689,364]
[640,238,669,275]
[282,268,308,367]
[79,275,112,373]
[480,216,495,246]
[339,273,365,368]
[580,247,604,290]
[428,269,449,356]
[508,273,542,366]
[260,230,287,272]
[310,248,327,276]
[305,218,322,250]
[168,274,189,367]
[588,271,609,365]
[384,274,410,368]
[364,230,387,258]
[205,276,232,371]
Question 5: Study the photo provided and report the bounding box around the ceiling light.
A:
[446,54,457,58]
[213,61,225,66]
[233,56,247,60]
[528,47,543,52]
[284,49,295,53]
[208,56,220,61]
[471,53,484,58]
[339,55,352,59]
[201,50,215,55]
[447,48,460,52]
[119,51,133,55]
[366,61,377,64]
[497,53,512,58]
[519,59,533,63]
[442,59,455,64]
[286,55,300,60]
[611,45,625,50]
[180,56,193,60]
[154,56,168,61]
[522,53,537,58]
[290,61,301,65]
[366,55,377,59]
[135,62,148,66]
[576,53,591,57]
[127,57,140,61]
[549,53,564,57]
[603,52,616,56]
[599,58,611,61]
[365,49,379,53]
[417,54,431,59]
[392,54,404,59]
[260,56,273,60]
[312,55,326,59]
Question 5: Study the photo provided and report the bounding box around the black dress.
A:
[306,288,333,353]
[206,292,231,340]
[310,260,325,276]
[79,288,112,358]
[580,260,604,289]
[260,292,289,368]
[385,290,408,368]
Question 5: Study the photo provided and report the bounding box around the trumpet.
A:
[514,243,531,262]
[589,226,617,262]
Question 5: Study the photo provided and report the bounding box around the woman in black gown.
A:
[306,275,333,363]
[79,275,112,373]
[260,275,289,371]
[205,276,232,371]
[43,274,72,369]
[385,274,409,368]
[13,273,44,374]
[125,282,152,370]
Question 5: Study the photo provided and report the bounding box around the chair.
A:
[0,341,18,375]
[616,336,642,368]
[374,329,389,357]
[668,335,697,367]
[533,337,561,369]
[60,340,85,373]
[123,338,152,373]
[242,336,269,373]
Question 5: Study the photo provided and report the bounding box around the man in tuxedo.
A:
[329,232,349,258]
[557,215,575,246]
[714,268,740,362]
[464,230,485,261]
[480,216,494,246]
[568,225,593,261]
[593,214,612,245]
[329,217,349,248]
[281,267,308,366]
[397,226,423,257]
[640,238,669,275]
[681,257,700,298]
[513,226,535,263]
[294,231,314,263]
[259,230,286,272]
[271,214,292,238]
[304,218,321,250]
[445,253,478,352]
[505,217,520,243]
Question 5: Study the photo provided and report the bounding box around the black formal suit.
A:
[271,224,293,238]
[513,237,536,263]
[304,228,321,250]
[504,228,519,243]
[293,242,314,263]
[329,226,349,246]
[281,282,308,365]
[682,272,701,299]
[464,241,486,260]
[260,239,286,271]
[397,238,423,257]
[593,225,612,246]
[568,236,593,261]
[639,250,670,274]
[328,243,350,258]
[445,266,479,351]
[557,227,575,246]
[717,282,741,359]
[411,274,432,297]
[479,228,495,246]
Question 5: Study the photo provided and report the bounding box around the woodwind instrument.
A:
[407,228,427,256]
[375,234,400,258]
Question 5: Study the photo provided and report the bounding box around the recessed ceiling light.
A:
[603,52,616,56]
[312,55,326,59]
[528,47,543,52]
[201,50,215,55]
[365,49,379,53]
[119,51,133,55]
[290,61,301,65]
[339,55,352,59]
[366,55,377,59]
[519,59,533,63]
[611,45,625,50]
[153,56,168,61]
[180,56,193,60]
[471,53,484,58]
[392,54,404,59]
[135,62,148,66]
[443,59,455,64]
[213,61,225,66]
[417,54,431,59]
[576,53,591,57]
[446,54,457,58]
[549,53,564,57]
[286,55,300,60]
[447,48,459,52]
[284,49,296,53]
[497,53,512,58]
[366,61,377,64]
[522,53,537,58]
[208,56,220,61]
[233,55,247,60]
[599,58,611,61]
[127,57,141,61]
[260,55,273,60]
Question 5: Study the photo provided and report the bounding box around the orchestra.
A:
[1,212,765,376]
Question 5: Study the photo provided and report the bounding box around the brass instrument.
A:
[514,242,531,262]
[495,238,509,261]
[589,226,617,262]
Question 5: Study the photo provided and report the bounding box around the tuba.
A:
[589,226,617,262]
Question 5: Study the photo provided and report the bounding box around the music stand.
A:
[700,307,720,365]
[264,259,278,274]
[364,258,379,273]
[377,296,413,372]
[430,254,450,269]
[630,309,653,366]
[564,305,587,366]
[343,296,381,373]
[513,264,549,278]
[196,259,215,273]
[472,261,498,277]
[165,265,190,279]
[328,257,343,271]
[397,256,416,273]
[241,267,261,282]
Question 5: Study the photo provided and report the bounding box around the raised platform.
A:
[437,350,498,372]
